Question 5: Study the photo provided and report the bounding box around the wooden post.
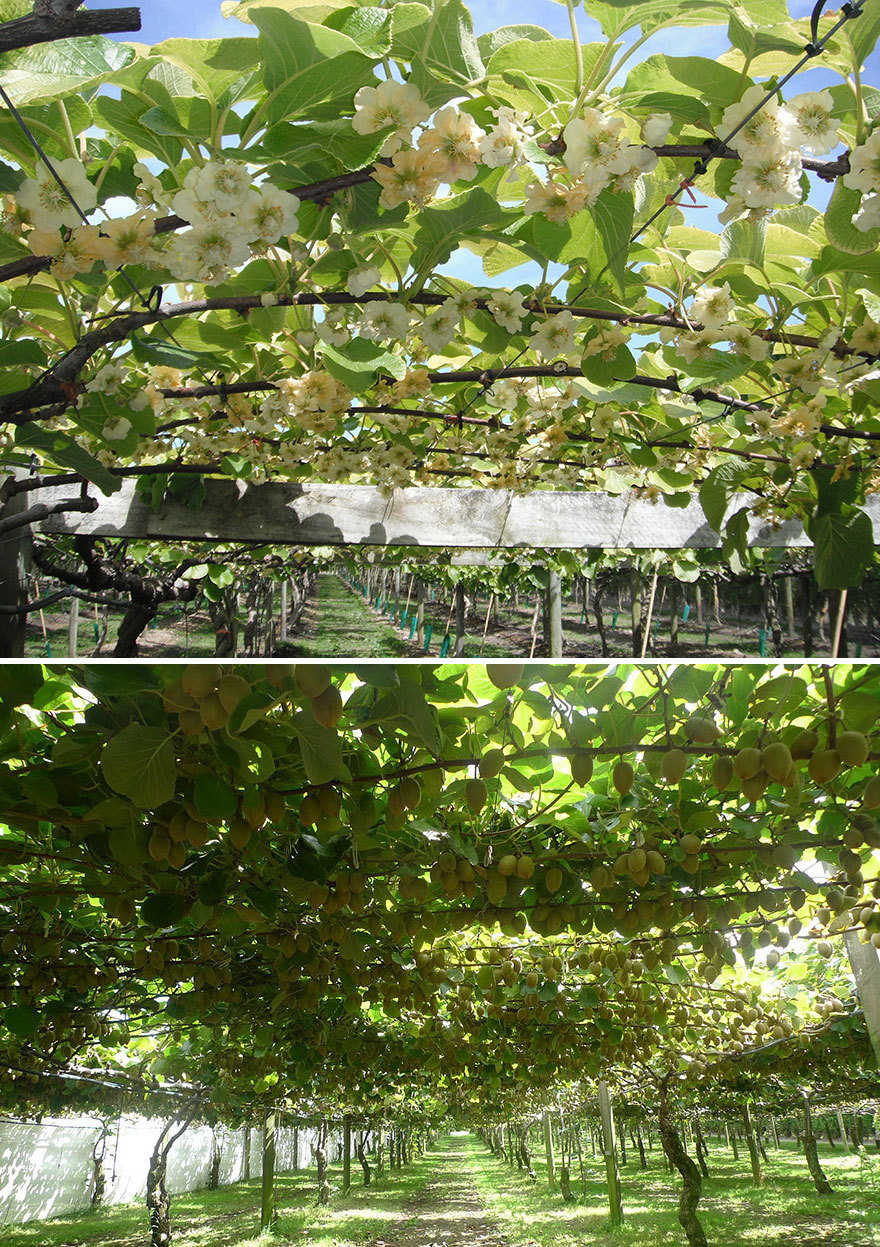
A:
[785,576,796,639]
[695,584,703,624]
[631,569,645,658]
[543,1110,556,1189]
[343,1114,352,1193]
[416,581,425,648]
[68,594,79,657]
[243,1125,250,1181]
[454,582,466,656]
[280,580,288,641]
[0,478,31,657]
[546,571,563,657]
[771,1116,780,1149]
[836,1109,850,1154]
[598,1080,623,1224]
[261,1112,276,1230]
[844,931,880,1066]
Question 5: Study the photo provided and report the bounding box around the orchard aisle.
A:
[286,573,415,657]
[375,1135,522,1247]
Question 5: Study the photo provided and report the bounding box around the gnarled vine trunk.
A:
[91,1119,110,1209]
[802,1094,833,1194]
[146,1117,192,1247]
[356,1133,372,1185]
[315,1120,330,1204]
[658,1078,707,1247]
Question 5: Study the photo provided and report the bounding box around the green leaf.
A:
[293,711,351,784]
[321,337,406,391]
[101,725,177,809]
[3,1003,40,1037]
[252,9,373,126]
[593,187,635,294]
[0,667,44,708]
[488,38,604,112]
[810,508,874,590]
[141,892,187,928]
[624,54,744,109]
[193,773,237,820]
[0,34,134,105]
[721,217,766,268]
[197,869,230,908]
[824,180,880,257]
[700,461,749,532]
[477,24,552,61]
[410,0,484,85]
[323,6,393,57]
[409,186,512,272]
[14,425,121,496]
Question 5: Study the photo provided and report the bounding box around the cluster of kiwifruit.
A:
[161,663,343,732]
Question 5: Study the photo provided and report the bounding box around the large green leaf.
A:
[624,54,744,109]
[699,461,749,532]
[15,425,122,496]
[409,185,512,272]
[102,725,177,809]
[0,35,134,105]
[252,8,373,127]
[809,508,874,590]
[321,338,406,390]
[824,180,880,257]
[488,38,604,112]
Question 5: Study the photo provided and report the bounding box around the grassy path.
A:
[286,574,413,658]
[372,1134,513,1247]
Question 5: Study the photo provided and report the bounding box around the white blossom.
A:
[529,311,576,358]
[16,157,96,231]
[241,184,300,243]
[787,90,838,156]
[86,362,127,395]
[562,110,627,175]
[419,299,460,353]
[347,264,382,297]
[689,283,735,331]
[419,106,485,181]
[102,416,132,441]
[358,301,410,342]
[478,107,533,169]
[352,79,430,156]
[642,113,673,147]
[720,85,795,157]
[854,192,880,233]
[730,149,802,208]
[193,161,252,212]
[845,131,880,195]
[488,290,525,334]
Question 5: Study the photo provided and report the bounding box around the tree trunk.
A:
[356,1133,372,1186]
[630,569,645,657]
[658,1079,707,1247]
[693,1118,709,1178]
[91,1120,109,1209]
[208,1130,221,1190]
[636,1123,647,1170]
[146,1118,192,1247]
[546,571,563,657]
[543,1110,556,1189]
[261,1112,276,1229]
[598,1080,623,1224]
[315,1120,330,1204]
[243,1126,250,1181]
[343,1115,352,1193]
[114,601,156,656]
[454,583,466,656]
[742,1104,762,1186]
[802,1095,833,1194]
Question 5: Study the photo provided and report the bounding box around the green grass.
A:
[285,575,410,657]
[0,1153,435,1247]
[466,1133,880,1247]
